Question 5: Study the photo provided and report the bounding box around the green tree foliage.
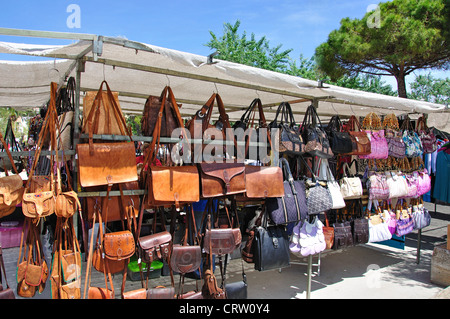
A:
[315,0,450,98]
[207,20,397,97]
[409,73,450,105]
[206,20,293,73]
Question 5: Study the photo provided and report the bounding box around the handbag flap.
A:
[200,163,245,181]
[0,175,23,205]
[77,142,138,187]
[59,280,81,299]
[170,244,202,274]
[88,287,114,299]
[244,166,284,198]
[149,166,200,202]
[138,231,172,250]
[61,250,82,282]
[147,286,175,299]
[350,131,370,145]
[24,263,45,287]
[103,230,135,260]
[203,228,241,255]
[123,288,147,299]
[22,191,54,217]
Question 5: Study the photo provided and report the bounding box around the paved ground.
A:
[1,201,449,299]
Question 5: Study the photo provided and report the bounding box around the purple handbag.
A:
[289,217,326,257]
[416,116,437,154]
[385,128,406,158]
[395,214,414,236]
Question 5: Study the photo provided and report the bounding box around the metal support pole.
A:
[416,229,422,264]
[306,254,313,299]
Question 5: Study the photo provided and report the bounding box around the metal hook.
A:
[214,82,219,94]
[166,74,171,87]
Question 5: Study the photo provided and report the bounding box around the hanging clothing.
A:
[433,150,450,203]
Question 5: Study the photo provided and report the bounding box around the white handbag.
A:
[367,201,392,243]
[317,159,345,209]
[385,171,408,199]
[339,162,363,199]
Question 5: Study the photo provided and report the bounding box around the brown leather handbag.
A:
[201,199,242,256]
[170,205,202,274]
[142,86,198,208]
[240,165,284,199]
[16,218,49,298]
[0,131,24,218]
[344,116,371,156]
[141,86,183,137]
[78,81,137,188]
[186,93,239,160]
[199,162,246,198]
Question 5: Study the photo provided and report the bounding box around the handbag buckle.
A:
[272,237,279,249]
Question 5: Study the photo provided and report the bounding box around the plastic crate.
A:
[0,221,22,248]
[127,258,163,281]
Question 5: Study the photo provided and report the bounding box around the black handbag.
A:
[333,210,354,249]
[224,255,248,299]
[233,98,272,162]
[253,214,290,271]
[269,102,304,155]
[350,199,369,245]
[0,246,15,299]
[326,115,353,154]
[266,158,308,225]
[300,105,333,158]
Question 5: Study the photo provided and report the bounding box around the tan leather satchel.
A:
[199,162,246,198]
[0,131,24,217]
[148,165,200,208]
[78,81,137,188]
[239,165,284,199]
[77,141,138,187]
[22,191,55,219]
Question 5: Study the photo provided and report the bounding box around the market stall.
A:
[0,27,448,300]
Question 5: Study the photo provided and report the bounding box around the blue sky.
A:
[0,0,447,91]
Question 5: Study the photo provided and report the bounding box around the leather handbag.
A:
[0,131,24,218]
[142,86,198,207]
[202,200,242,256]
[240,165,284,199]
[290,216,326,257]
[269,102,305,155]
[77,141,138,187]
[326,115,353,154]
[186,93,237,160]
[253,212,290,271]
[266,158,308,225]
[16,218,49,298]
[170,205,202,274]
[339,162,363,199]
[0,246,15,299]
[300,104,333,158]
[147,165,200,207]
[233,98,272,162]
[323,213,334,250]
[141,86,182,137]
[202,269,226,299]
[78,81,137,188]
[344,116,371,155]
[138,230,172,264]
[199,162,246,198]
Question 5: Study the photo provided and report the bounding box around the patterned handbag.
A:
[367,171,390,201]
[411,198,431,230]
[385,128,406,158]
[360,113,388,159]
[300,105,333,159]
[394,200,414,237]
[416,116,437,154]
[401,116,423,158]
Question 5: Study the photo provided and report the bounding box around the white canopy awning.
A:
[0,28,448,131]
